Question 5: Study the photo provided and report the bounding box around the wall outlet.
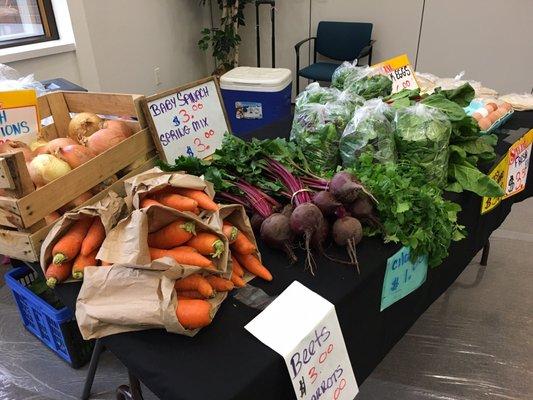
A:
[154,67,161,86]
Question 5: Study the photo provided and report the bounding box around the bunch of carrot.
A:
[140,187,219,214]
[46,216,106,288]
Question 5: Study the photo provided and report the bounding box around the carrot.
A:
[45,261,73,288]
[80,218,105,256]
[175,299,212,329]
[230,272,246,288]
[152,193,198,213]
[231,254,244,277]
[186,232,225,258]
[148,219,196,249]
[222,222,238,244]
[149,247,215,269]
[206,275,234,292]
[231,231,256,255]
[52,217,94,264]
[177,290,207,299]
[235,253,272,281]
[176,189,218,211]
[72,249,98,280]
[174,274,214,298]
[140,198,162,208]
[45,211,61,225]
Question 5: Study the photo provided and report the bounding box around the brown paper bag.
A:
[39,191,128,281]
[97,205,229,273]
[124,167,215,210]
[75,263,227,339]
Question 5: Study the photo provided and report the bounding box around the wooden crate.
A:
[0,91,157,260]
[0,157,157,262]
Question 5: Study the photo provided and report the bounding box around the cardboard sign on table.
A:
[141,77,230,162]
[0,89,40,144]
[246,281,359,400]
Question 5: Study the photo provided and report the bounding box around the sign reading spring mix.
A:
[0,89,40,145]
[371,54,419,94]
[481,129,532,214]
[142,77,230,162]
[246,281,359,400]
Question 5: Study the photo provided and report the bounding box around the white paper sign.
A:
[143,77,230,162]
[246,281,359,400]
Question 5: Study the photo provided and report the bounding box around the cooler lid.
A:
[220,67,292,92]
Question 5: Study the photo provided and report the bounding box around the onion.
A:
[84,128,126,155]
[59,191,93,213]
[30,138,48,152]
[28,154,71,186]
[0,140,34,162]
[102,120,133,137]
[41,138,78,155]
[68,112,103,143]
[55,144,95,169]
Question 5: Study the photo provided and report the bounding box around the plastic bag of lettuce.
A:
[395,103,451,186]
[332,63,393,100]
[340,99,396,166]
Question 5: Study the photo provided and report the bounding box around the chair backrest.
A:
[316,21,373,61]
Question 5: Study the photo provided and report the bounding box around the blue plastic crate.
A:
[5,266,93,368]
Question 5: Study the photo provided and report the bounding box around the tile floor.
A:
[0,198,531,400]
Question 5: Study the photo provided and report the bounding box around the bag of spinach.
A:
[290,100,352,176]
[295,82,340,110]
[331,61,367,90]
[395,103,452,186]
[340,99,396,166]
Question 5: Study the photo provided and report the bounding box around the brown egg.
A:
[485,102,498,112]
[472,112,483,121]
[494,107,507,119]
[478,117,492,131]
[488,111,500,123]
[499,102,512,112]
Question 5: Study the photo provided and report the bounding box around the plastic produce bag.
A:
[290,100,352,175]
[0,63,47,95]
[395,103,451,186]
[331,60,367,89]
[332,63,393,100]
[340,99,396,166]
[295,82,340,110]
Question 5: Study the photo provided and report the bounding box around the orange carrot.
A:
[80,218,105,256]
[140,198,162,208]
[174,274,214,298]
[222,222,238,244]
[230,272,246,288]
[45,211,61,225]
[177,290,207,299]
[231,254,244,277]
[148,219,196,249]
[175,299,212,329]
[206,275,234,292]
[72,249,98,280]
[149,247,215,269]
[52,217,94,264]
[152,193,198,213]
[231,231,256,255]
[45,261,73,288]
[176,189,218,211]
[186,232,224,258]
[235,253,272,281]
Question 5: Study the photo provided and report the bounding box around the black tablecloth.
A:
[56,111,533,400]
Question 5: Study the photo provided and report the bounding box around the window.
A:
[0,0,58,49]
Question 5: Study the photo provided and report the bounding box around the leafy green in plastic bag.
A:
[344,74,393,100]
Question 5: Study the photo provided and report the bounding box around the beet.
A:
[350,196,373,218]
[290,203,324,274]
[260,213,297,263]
[312,191,342,216]
[331,216,363,273]
[281,203,294,218]
[311,217,329,253]
[250,213,265,233]
[330,171,363,203]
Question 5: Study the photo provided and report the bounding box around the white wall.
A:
[6,51,81,83]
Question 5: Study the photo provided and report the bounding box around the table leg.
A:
[81,339,105,400]
[480,239,490,266]
[115,371,144,400]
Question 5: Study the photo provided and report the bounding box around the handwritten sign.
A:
[504,128,532,198]
[142,77,230,162]
[0,89,40,145]
[481,155,508,214]
[381,246,428,311]
[245,281,359,400]
[371,54,419,94]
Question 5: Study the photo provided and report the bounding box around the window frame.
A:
[0,0,59,50]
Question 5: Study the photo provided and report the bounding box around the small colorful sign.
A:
[481,155,508,214]
[371,54,419,94]
[245,281,359,400]
[0,89,40,145]
[235,101,262,120]
[381,246,428,311]
[142,77,230,162]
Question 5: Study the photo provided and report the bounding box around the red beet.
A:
[260,213,297,264]
[290,203,324,274]
[331,216,363,273]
